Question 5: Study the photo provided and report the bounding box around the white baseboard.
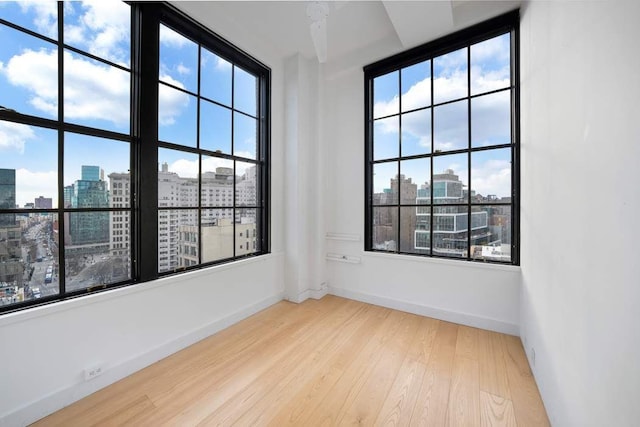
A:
[329,286,519,336]
[1,292,284,427]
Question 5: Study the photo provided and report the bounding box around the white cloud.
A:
[0,121,35,154]
[16,168,58,208]
[176,63,191,75]
[63,0,131,66]
[17,0,57,38]
[2,48,189,127]
[471,159,511,198]
[215,57,232,71]
[160,24,187,48]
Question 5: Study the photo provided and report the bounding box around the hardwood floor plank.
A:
[446,356,480,426]
[480,391,517,427]
[32,297,549,427]
[478,329,511,400]
[502,335,550,426]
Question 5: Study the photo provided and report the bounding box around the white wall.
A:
[320,49,521,335]
[519,1,640,425]
[0,3,287,425]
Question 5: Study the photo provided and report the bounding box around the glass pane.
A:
[158,148,199,208]
[64,50,130,133]
[471,148,511,202]
[373,116,399,160]
[158,83,197,147]
[200,100,231,154]
[433,206,467,258]
[414,204,431,250]
[64,133,129,208]
[0,123,58,208]
[201,156,233,208]
[401,60,430,112]
[236,161,257,207]
[400,158,429,205]
[433,154,468,204]
[471,33,510,95]
[64,1,130,67]
[177,220,199,269]
[470,205,511,262]
[433,47,468,104]
[401,109,430,157]
[434,100,468,152]
[400,207,428,254]
[471,90,511,148]
[201,207,233,227]
[372,207,397,251]
[236,208,259,256]
[158,209,198,273]
[233,112,257,160]
[373,70,398,119]
[0,25,57,118]
[0,213,60,308]
[373,162,398,205]
[159,24,198,93]
[234,66,257,116]
[108,210,131,281]
[0,2,57,39]
[201,48,232,106]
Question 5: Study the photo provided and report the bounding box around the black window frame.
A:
[0,1,271,315]
[364,10,519,265]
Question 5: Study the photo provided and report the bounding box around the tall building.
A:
[0,169,23,287]
[0,169,16,226]
[108,173,130,280]
[34,196,53,209]
[67,166,109,248]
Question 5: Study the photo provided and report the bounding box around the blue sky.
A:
[0,1,257,207]
[372,32,512,200]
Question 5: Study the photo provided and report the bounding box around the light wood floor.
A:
[33,296,549,426]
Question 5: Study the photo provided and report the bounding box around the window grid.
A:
[364,11,519,265]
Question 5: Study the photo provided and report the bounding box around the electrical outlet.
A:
[84,364,104,381]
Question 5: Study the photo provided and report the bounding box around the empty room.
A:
[0,0,638,425]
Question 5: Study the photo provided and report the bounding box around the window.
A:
[364,11,518,264]
[0,2,270,314]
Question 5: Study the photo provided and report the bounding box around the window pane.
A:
[400,207,427,254]
[400,158,429,205]
[433,206,467,258]
[471,33,510,95]
[470,205,511,262]
[177,222,199,268]
[401,60,430,112]
[374,116,399,160]
[201,156,233,208]
[236,208,259,256]
[233,112,257,160]
[236,162,257,207]
[159,24,198,93]
[0,124,58,208]
[108,210,131,281]
[201,48,232,106]
[64,134,129,209]
[64,51,130,133]
[471,90,511,148]
[201,207,233,225]
[64,1,130,67]
[0,25,58,118]
[0,2,57,40]
[373,161,398,205]
[373,70,398,119]
[434,100,468,152]
[158,209,198,273]
[234,66,257,117]
[401,108,430,156]
[433,47,467,104]
[433,154,468,204]
[372,207,397,251]
[158,148,198,208]
[158,83,197,147]
[0,213,60,308]
[200,99,231,154]
[471,148,511,202]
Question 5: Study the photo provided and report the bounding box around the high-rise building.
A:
[0,169,16,226]
[68,166,109,247]
[35,196,53,209]
[0,169,23,287]
[81,165,103,182]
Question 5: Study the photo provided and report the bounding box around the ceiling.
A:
[173,1,521,65]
